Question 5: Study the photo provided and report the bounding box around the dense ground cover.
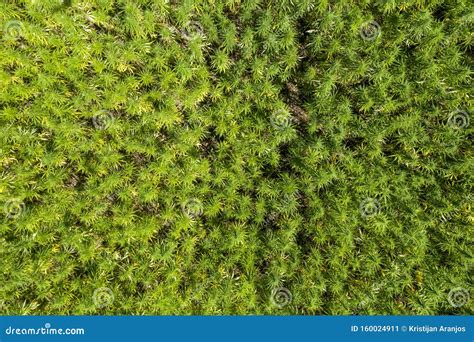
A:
[0,0,472,315]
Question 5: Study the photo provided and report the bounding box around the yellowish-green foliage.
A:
[0,0,472,314]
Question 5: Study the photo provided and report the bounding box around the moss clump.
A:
[0,1,472,314]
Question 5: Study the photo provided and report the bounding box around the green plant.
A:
[0,0,472,315]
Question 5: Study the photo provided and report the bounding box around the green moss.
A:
[0,0,472,315]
